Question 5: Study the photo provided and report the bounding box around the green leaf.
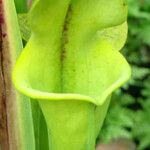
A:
[31,100,49,150]
[2,0,35,149]
[18,13,31,42]
[14,0,28,13]
[12,0,130,149]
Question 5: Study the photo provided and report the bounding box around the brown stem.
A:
[0,1,9,149]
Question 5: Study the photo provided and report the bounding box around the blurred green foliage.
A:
[100,0,150,149]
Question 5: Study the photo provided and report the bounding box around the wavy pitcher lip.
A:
[12,70,131,106]
[12,39,131,106]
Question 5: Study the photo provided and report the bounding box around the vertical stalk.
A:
[1,0,35,149]
[0,16,9,149]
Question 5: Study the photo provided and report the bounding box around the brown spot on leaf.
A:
[61,5,72,62]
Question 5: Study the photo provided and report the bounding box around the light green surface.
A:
[13,0,131,149]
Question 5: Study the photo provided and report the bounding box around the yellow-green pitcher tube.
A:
[38,97,111,150]
[39,101,96,150]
